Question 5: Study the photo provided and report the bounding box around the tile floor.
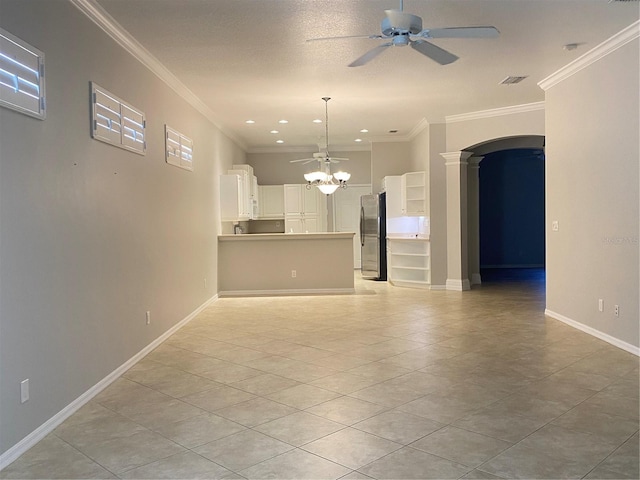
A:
[2,270,638,479]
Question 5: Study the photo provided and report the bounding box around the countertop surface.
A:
[219,232,355,241]
[387,234,430,240]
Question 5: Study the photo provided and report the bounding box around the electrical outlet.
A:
[614,305,619,317]
[552,220,559,232]
[598,299,604,312]
[146,311,151,325]
[21,379,29,403]
[291,270,297,278]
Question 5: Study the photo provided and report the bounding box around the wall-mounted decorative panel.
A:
[90,82,145,155]
[0,27,45,119]
[165,125,193,171]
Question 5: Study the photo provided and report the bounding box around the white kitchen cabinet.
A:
[388,237,430,288]
[227,169,257,220]
[283,184,325,232]
[220,174,250,221]
[258,185,284,218]
[401,171,428,216]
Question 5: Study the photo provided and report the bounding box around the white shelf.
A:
[388,237,430,287]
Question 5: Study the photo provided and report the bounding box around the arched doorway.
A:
[464,135,545,286]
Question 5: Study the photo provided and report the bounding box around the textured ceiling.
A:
[95,0,639,151]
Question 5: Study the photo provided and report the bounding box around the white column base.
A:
[446,279,471,291]
[471,273,482,285]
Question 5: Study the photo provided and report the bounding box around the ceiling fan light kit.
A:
[291,97,350,195]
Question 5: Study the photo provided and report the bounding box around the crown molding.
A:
[445,102,545,124]
[539,20,640,91]
[69,0,247,150]
[408,118,430,139]
[247,144,371,155]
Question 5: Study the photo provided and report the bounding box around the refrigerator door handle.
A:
[360,206,365,246]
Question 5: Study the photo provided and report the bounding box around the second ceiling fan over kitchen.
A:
[307,0,500,67]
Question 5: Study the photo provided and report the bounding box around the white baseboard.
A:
[545,309,640,356]
[429,285,447,291]
[446,279,471,291]
[0,294,218,471]
[219,288,355,297]
[471,273,482,285]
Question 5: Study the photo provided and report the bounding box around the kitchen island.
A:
[218,232,355,297]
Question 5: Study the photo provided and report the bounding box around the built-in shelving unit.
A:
[388,237,430,288]
[401,171,427,215]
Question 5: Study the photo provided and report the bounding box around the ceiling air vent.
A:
[500,76,528,85]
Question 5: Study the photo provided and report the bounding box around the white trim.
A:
[0,293,218,471]
[471,273,482,285]
[539,21,640,91]
[68,0,246,150]
[545,309,639,357]
[445,102,545,124]
[218,288,355,297]
[407,118,430,139]
[247,144,371,154]
[429,284,447,291]
[446,279,471,291]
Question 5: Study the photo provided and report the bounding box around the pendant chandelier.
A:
[304,97,350,195]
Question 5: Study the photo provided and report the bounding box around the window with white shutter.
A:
[91,82,146,155]
[165,125,193,171]
[0,27,45,119]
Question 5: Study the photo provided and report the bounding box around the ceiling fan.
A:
[307,0,499,67]
[290,97,349,166]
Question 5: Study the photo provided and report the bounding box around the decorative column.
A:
[468,156,484,285]
[441,151,473,291]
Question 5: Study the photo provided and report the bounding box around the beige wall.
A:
[371,142,412,193]
[247,150,371,186]
[0,0,244,455]
[426,124,448,287]
[544,37,639,350]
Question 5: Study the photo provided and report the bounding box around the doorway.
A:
[479,148,545,273]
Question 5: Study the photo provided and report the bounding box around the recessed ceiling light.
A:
[278,120,288,124]
[355,138,362,142]
[276,139,284,144]
[313,119,322,124]
[500,76,528,85]
[245,120,255,124]
[388,130,398,134]
[270,130,279,134]
[360,129,368,133]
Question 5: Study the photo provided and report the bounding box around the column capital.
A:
[468,155,485,168]
[441,151,474,166]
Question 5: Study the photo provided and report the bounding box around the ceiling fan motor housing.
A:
[381,10,423,36]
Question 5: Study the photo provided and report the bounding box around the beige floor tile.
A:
[180,384,256,411]
[152,412,246,448]
[239,448,350,480]
[253,411,344,446]
[308,371,381,394]
[353,410,443,444]
[118,451,234,479]
[214,396,298,427]
[305,396,387,425]
[302,427,402,470]
[357,446,471,479]
[410,425,512,468]
[229,372,301,395]
[452,409,548,443]
[265,383,341,409]
[193,429,294,471]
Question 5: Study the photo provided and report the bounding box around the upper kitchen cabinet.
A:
[401,171,428,216]
[220,174,250,221]
[258,185,284,219]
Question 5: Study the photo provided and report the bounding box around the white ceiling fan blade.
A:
[349,43,392,67]
[411,40,458,65]
[289,158,315,164]
[419,26,500,39]
[306,34,383,42]
[328,157,349,163]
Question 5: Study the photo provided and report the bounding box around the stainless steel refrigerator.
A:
[360,192,387,280]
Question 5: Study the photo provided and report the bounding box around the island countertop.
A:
[218,232,354,241]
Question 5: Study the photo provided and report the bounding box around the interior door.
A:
[333,185,372,268]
